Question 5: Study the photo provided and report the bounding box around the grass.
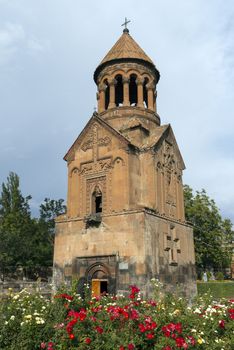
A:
[197,281,234,299]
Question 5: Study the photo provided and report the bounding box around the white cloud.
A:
[0,0,233,223]
[0,22,25,64]
[0,22,49,65]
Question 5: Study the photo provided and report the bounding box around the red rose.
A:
[85,337,91,344]
[146,333,154,339]
[95,326,104,334]
[228,308,234,319]
[139,323,146,332]
[69,334,75,340]
[128,344,135,350]
[175,337,188,349]
[219,320,225,328]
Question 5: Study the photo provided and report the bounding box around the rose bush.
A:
[0,281,233,349]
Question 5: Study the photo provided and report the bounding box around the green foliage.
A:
[216,272,224,281]
[35,198,66,268]
[0,284,234,350]
[0,172,35,276]
[184,185,234,272]
[0,172,66,279]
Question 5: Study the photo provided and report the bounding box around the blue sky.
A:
[0,0,233,222]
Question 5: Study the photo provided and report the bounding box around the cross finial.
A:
[93,106,97,116]
[121,17,131,33]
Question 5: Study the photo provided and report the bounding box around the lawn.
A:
[197,281,234,299]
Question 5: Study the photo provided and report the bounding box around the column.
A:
[98,83,106,113]
[137,77,144,108]
[108,78,116,109]
[147,82,155,111]
[123,77,130,106]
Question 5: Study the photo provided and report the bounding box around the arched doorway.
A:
[86,263,110,296]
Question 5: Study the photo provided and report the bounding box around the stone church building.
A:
[53,27,197,297]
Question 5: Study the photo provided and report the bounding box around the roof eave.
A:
[94,58,160,84]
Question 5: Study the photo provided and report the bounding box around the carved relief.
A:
[112,157,125,167]
[164,226,181,266]
[81,137,93,151]
[70,167,80,177]
[163,141,176,208]
[80,158,112,175]
[81,124,111,157]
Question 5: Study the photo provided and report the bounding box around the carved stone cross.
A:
[81,124,111,162]
[164,227,181,266]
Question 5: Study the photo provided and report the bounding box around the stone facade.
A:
[53,29,197,298]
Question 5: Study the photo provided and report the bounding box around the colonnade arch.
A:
[98,71,156,113]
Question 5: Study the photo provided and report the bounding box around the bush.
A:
[0,281,234,349]
[216,272,224,281]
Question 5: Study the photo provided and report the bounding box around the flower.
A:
[219,320,225,329]
[95,326,104,334]
[228,308,234,319]
[187,336,196,346]
[54,293,74,301]
[40,343,47,349]
[128,344,135,350]
[175,337,188,349]
[129,285,140,299]
[146,333,154,339]
[162,323,182,338]
[197,337,205,344]
[24,314,32,320]
[69,333,75,340]
[85,337,91,344]
[130,308,139,320]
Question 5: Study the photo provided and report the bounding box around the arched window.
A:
[143,77,149,108]
[104,79,110,110]
[129,74,137,106]
[115,75,123,106]
[92,186,102,214]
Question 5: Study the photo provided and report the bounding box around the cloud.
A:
[0,22,49,65]
[0,22,25,64]
[0,0,233,225]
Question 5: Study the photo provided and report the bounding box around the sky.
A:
[0,0,233,222]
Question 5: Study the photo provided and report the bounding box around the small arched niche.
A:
[104,79,110,110]
[129,74,138,106]
[115,75,123,106]
[92,185,102,214]
[143,77,149,108]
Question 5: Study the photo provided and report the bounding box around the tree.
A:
[0,172,66,280]
[184,185,233,274]
[35,198,66,267]
[0,172,35,278]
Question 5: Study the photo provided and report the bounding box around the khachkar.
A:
[53,26,197,298]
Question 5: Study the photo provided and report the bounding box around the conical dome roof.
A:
[94,30,159,83]
[100,30,154,65]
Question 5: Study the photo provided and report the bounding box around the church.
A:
[53,25,197,298]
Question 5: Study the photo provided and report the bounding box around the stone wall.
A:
[0,280,52,298]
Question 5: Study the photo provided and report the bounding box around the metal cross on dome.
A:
[121,17,131,31]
